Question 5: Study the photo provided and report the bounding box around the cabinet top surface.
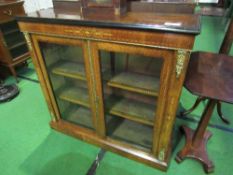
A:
[16,8,200,34]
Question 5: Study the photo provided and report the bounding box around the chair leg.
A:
[181,96,206,116]
[217,101,230,124]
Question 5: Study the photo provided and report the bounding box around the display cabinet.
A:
[17,8,200,171]
[0,0,30,81]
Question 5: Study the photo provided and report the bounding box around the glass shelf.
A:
[108,71,160,97]
[59,86,90,108]
[106,95,155,126]
[52,61,86,81]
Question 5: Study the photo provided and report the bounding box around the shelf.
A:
[62,106,93,129]
[12,52,30,61]
[108,72,160,97]
[8,41,26,50]
[3,28,19,35]
[52,61,86,80]
[10,45,29,60]
[107,118,153,151]
[59,86,90,108]
[5,32,25,46]
[0,21,18,33]
[106,96,155,126]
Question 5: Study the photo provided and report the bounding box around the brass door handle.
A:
[3,9,12,16]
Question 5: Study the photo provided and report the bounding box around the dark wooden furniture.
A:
[176,18,233,174]
[81,0,127,16]
[53,0,196,14]
[128,0,196,14]
[0,0,30,81]
[53,0,81,11]
[181,18,233,122]
[16,8,200,171]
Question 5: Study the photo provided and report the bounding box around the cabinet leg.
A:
[9,66,18,83]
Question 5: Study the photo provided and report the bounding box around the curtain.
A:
[23,0,53,13]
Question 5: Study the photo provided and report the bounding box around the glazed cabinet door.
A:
[90,41,174,155]
[31,35,95,131]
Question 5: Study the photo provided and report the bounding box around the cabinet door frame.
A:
[90,40,174,156]
[31,34,97,130]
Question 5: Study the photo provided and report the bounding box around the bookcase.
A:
[17,8,200,171]
[0,0,30,81]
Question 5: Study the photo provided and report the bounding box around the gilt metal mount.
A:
[176,50,187,78]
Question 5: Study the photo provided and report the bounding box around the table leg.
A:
[176,99,217,173]
[180,96,206,116]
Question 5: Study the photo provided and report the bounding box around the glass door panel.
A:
[99,49,164,152]
[38,41,94,130]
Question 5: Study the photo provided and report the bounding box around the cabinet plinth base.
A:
[175,126,214,174]
[50,120,168,171]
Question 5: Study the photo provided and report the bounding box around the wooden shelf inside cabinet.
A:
[59,86,90,108]
[107,117,153,151]
[12,51,30,62]
[5,33,25,47]
[8,41,26,50]
[3,28,19,35]
[52,61,86,80]
[10,46,29,60]
[63,106,93,129]
[108,72,160,97]
[106,96,155,126]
